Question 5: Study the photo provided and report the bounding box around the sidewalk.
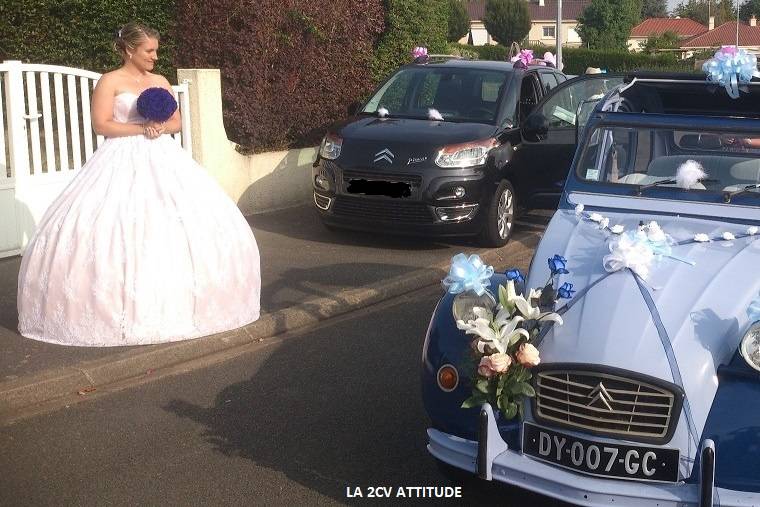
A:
[0,204,548,419]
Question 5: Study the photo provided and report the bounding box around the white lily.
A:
[504,280,564,324]
[456,305,529,353]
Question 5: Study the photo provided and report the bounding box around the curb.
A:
[0,231,541,419]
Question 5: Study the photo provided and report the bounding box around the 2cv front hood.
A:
[528,205,760,460]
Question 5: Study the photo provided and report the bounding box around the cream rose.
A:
[488,353,512,373]
[477,356,495,378]
[516,343,541,367]
[478,353,512,377]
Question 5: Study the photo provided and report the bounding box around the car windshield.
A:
[362,67,509,123]
[576,126,760,204]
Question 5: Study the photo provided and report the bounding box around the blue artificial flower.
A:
[504,268,524,284]
[547,254,569,275]
[136,87,178,122]
[557,282,575,299]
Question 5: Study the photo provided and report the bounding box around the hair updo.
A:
[113,22,160,57]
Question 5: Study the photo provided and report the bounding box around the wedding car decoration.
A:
[423,72,760,506]
[703,45,760,99]
[411,46,428,61]
[136,87,177,122]
[442,254,567,420]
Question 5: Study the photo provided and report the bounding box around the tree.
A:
[641,0,668,18]
[576,0,642,50]
[740,0,760,21]
[483,0,531,46]
[641,30,680,53]
[447,0,470,42]
[673,0,735,25]
[372,0,449,82]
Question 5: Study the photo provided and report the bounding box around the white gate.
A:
[0,60,192,258]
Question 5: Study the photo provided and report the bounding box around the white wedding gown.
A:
[17,93,261,346]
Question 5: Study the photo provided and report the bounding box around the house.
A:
[680,17,760,54]
[463,0,590,47]
[627,17,707,52]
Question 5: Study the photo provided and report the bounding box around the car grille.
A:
[533,368,681,443]
[332,196,433,224]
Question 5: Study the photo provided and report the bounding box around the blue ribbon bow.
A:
[703,46,760,99]
[442,253,494,296]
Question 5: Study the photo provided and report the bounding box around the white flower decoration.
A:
[749,226,758,236]
[575,203,585,215]
[694,233,710,242]
[502,280,563,324]
[600,217,610,229]
[589,212,604,223]
[427,108,444,121]
[646,221,667,243]
[723,232,736,241]
[610,224,625,234]
[456,306,528,354]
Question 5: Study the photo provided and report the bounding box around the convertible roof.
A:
[617,72,760,118]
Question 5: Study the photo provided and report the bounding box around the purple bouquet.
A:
[136,87,177,122]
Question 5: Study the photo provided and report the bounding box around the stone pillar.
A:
[175,68,248,204]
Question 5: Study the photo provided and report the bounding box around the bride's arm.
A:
[91,74,146,138]
[151,76,182,135]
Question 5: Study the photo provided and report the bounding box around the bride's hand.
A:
[142,123,157,139]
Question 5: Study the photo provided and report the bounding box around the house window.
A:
[543,26,556,38]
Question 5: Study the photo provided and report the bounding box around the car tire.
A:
[434,459,477,485]
[478,179,515,247]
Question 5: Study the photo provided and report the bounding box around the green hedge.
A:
[448,43,696,74]
[0,0,177,81]
[372,0,450,82]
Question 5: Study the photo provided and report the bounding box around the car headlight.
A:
[319,133,342,160]
[435,138,498,168]
[452,291,496,322]
[740,321,760,372]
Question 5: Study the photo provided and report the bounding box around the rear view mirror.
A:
[522,113,548,142]
[347,101,361,116]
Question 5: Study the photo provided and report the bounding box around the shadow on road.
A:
[164,290,568,506]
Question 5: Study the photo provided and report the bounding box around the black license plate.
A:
[522,422,680,483]
[346,179,412,198]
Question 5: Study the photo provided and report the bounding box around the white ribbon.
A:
[603,232,655,279]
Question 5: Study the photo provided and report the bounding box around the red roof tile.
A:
[465,0,590,22]
[630,18,707,38]
[682,21,760,47]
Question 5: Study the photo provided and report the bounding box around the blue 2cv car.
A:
[423,67,760,506]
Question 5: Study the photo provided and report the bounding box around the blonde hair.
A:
[113,22,160,58]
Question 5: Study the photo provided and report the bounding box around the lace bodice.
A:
[113,93,146,124]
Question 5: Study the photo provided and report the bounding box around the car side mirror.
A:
[347,101,361,116]
[522,113,548,142]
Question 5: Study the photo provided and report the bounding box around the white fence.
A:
[0,60,192,258]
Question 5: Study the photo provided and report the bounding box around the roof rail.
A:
[413,54,467,64]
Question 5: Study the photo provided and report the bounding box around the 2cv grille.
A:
[533,367,683,444]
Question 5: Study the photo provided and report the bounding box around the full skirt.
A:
[17,135,261,346]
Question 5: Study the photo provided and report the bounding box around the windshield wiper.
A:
[635,177,717,196]
[635,178,677,195]
[723,183,760,203]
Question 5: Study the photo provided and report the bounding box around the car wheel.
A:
[434,459,477,485]
[478,179,515,247]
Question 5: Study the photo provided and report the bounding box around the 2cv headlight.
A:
[740,321,760,373]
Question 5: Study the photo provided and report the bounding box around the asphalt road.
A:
[0,285,571,507]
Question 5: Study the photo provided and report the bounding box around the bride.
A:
[16,22,261,346]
